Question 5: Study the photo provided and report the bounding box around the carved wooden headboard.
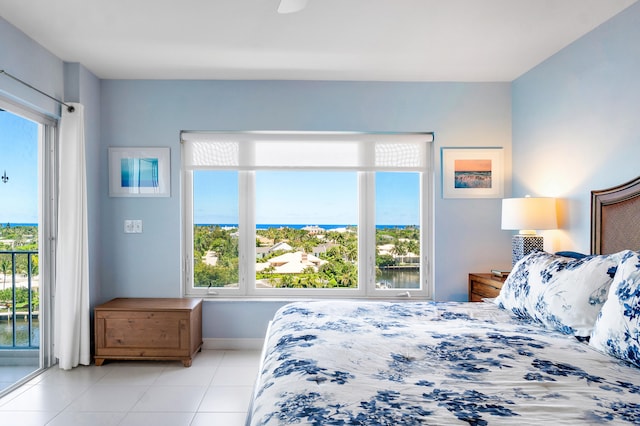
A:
[591,176,640,255]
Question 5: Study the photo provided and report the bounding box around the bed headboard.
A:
[591,176,640,255]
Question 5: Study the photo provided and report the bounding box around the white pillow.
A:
[590,250,640,368]
[494,250,622,337]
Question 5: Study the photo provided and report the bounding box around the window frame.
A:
[181,132,434,300]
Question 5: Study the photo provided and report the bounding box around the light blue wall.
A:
[99,80,513,338]
[512,2,640,254]
[0,17,63,117]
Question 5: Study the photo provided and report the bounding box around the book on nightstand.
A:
[491,269,510,279]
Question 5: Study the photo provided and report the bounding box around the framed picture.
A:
[108,147,170,197]
[441,147,503,198]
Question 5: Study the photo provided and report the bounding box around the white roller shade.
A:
[181,131,433,171]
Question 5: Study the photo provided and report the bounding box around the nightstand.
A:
[468,273,507,302]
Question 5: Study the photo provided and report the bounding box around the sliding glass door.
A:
[0,101,56,394]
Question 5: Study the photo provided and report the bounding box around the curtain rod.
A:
[0,69,74,113]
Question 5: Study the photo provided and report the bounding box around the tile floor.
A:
[0,349,261,425]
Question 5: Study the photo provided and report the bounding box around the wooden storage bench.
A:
[94,298,203,367]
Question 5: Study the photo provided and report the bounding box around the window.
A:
[192,171,239,289]
[182,132,433,298]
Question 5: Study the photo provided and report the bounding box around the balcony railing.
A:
[0,250,39,349]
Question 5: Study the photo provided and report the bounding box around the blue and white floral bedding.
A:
[247,300,640,425]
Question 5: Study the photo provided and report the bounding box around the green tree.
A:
[391,240,408,264]
[406,239,420,256]
[0,287,39,311]
[0,256,11,290]
[280,274,294,288]
[319,259,357,288]
[376,254,396,268]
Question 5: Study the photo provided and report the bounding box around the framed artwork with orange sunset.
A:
[441,147,503,198]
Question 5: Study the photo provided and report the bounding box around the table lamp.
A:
[501,197,557,266]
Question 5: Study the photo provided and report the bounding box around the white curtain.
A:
[54,103,91,370]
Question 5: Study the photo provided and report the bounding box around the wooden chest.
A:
[94,298,203,367]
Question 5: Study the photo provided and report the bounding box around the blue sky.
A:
[0,111,39,224]
[193,170,419,226]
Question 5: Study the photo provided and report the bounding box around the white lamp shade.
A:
[501,197,557,232]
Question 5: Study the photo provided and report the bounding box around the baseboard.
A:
[202,338,264,351]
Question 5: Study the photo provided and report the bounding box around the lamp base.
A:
[512,234,543,266]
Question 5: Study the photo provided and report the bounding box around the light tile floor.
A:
[0,349,261,425]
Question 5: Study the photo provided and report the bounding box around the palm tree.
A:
[341,266,358,287]
[0,256,10,290]
[406,240,420,256]
[300,241,316,255]
[345,241,358,262]
[280,274,294,288]
[390,240,408,264]
[324,245,346,262]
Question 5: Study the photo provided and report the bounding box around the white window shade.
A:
[184,140,240,168]
[181,131,433,171]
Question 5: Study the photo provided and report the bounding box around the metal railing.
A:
[0,251,39,349]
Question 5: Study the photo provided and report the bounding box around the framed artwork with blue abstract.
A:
[108,147,170,197]
[441,147,503,198]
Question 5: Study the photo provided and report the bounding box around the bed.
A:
[247,178,640,425]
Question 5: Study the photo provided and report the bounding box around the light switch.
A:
[124,220,142,233]
[124,220,134,233]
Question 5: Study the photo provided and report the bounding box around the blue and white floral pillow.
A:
[494,250,622,337]
[590,250,640,368]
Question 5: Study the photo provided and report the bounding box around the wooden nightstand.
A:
[468,273,507,302]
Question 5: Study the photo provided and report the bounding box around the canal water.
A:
[378,269,420,289]
[0,317,39,347]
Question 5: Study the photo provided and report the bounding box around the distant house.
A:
[301,225,324,235]
[0,239,16,248]
[256,241,294,259]
[255,247,271,259]
[202,251,218,266]
[377,243,419,264]
[329,227,349,233]
[256,251,327,274]
[312,243,339,257]
[377,243,395,256]
[270,242,293,252]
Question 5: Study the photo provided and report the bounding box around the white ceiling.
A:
[0,0,636,81]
